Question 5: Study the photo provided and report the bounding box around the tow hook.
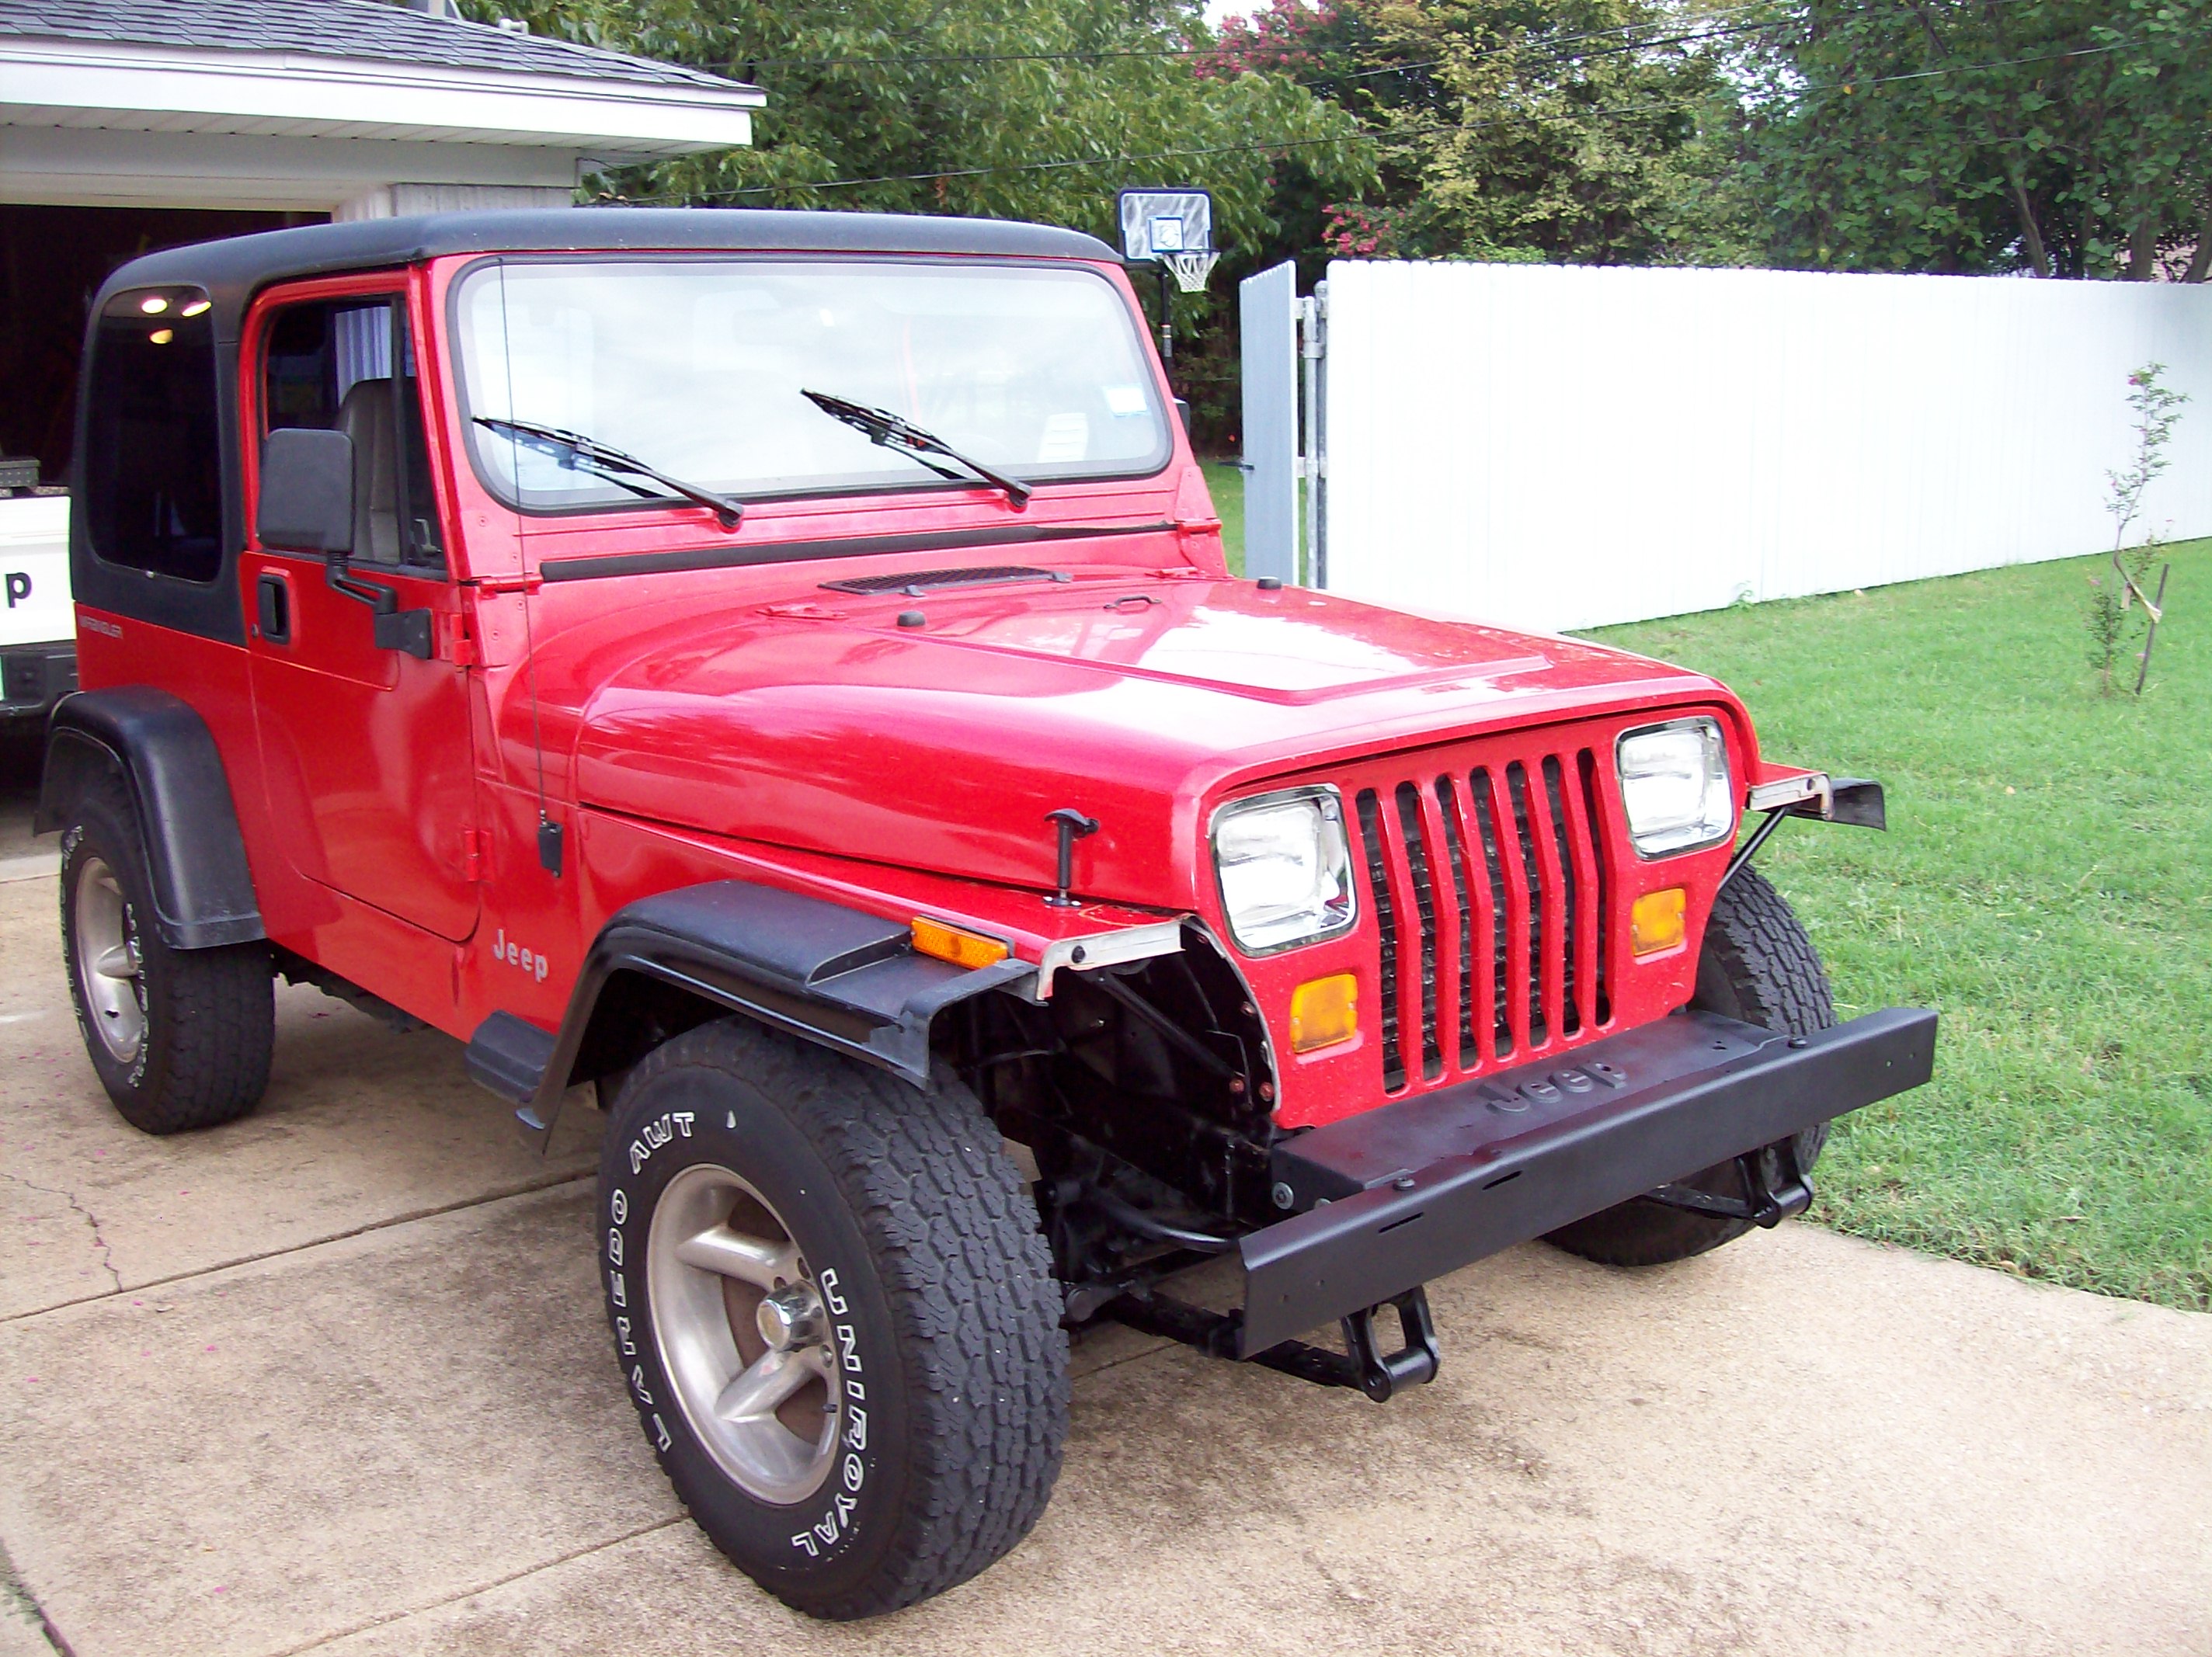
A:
[1647,1134,1814,1228]
[1341,1290,1441,1401]
[1104,1284,1442,1402]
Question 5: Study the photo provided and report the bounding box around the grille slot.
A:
[1577,750,1612,1026]
[1352,746,1611,1090]
[1354,789,1404,1091]
[1542,756,1581,1039]
[1395,783,1445,1082]
[1435,777,1478,1061]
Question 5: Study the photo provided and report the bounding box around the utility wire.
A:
[681,0,2044,80]
[612,38,2137,206]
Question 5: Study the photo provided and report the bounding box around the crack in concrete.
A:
[0,1169,121,1294]
[2,1171,595,1327]
[0,1533,75,1657]
[270,1517,685,1657]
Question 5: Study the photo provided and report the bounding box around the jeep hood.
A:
[567,575,1734,906]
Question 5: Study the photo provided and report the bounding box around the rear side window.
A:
[83,286,223,583]
[260,295,443,568]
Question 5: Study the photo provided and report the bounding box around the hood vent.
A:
[820,565,1068,596]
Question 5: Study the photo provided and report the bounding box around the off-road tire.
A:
[597,1017,1068,1620]
[59,778,273,1134]
[1544,865,1835,1267]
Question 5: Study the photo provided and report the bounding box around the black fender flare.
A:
[36,687,266,950]
[465,881,1035,1148]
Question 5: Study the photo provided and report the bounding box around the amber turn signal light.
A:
[1289,973,1358,1054]
[910,917,1010,971]
[1630,888,1687,956]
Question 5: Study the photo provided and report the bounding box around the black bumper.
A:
[1,642,77,721]
[1237,1006,1937,1355]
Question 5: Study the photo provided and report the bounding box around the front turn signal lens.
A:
[1289,973,1358,1054]
[1630,888,1687,956]
[911,917,1010,971]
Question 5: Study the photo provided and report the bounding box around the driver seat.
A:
[335,378,401,562]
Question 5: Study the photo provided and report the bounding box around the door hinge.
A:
[437,612,479,667]
[460,826,487,884]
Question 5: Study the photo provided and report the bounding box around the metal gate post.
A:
[1299,283,1328,588]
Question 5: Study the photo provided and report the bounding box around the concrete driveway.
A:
[2,735,2207,1656]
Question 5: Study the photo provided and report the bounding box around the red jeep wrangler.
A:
[43,210,1933,1619]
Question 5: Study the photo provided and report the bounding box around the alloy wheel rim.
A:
[73,856,146,1066]
[645,1163,842,1505]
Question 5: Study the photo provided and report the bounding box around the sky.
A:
[1204,0,1267,24]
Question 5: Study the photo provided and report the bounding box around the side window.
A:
[83,287,224,583]
[261,295,444,569]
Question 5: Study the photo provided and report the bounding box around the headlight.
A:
[1616,717,1734,856]
[1212,786,1357,953]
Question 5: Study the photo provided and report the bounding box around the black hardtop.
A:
[97,208,1123,341]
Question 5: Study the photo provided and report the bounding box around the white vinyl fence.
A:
[1244,260,2212,633]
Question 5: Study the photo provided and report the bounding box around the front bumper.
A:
[1236,1006,1937,1355]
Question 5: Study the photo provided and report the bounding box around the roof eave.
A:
[0,35,763,151]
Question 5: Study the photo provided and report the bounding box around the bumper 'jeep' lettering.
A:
[57,209,1932,1619]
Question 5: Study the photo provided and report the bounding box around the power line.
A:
[688,0,1797,76]
[613,37,2139,207]
[682,0,2049,84]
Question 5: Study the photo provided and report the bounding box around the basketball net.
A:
[1167,251,1219,293]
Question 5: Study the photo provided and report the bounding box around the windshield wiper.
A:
[474,416,742,528]
[801,391,1031,507]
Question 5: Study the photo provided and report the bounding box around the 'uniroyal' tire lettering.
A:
[793,1308,869,1556]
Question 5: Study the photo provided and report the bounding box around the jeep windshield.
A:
[452,258,1172,514]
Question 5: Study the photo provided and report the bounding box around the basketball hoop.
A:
[1115,186,1218,361]
[1167,250,1220,293]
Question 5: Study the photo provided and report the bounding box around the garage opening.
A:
[2,204,325,487]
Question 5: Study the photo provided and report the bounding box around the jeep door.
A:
[242,279,481,943]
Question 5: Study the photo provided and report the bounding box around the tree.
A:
[1741,0,2212,279]
[469,0,1366,276]
[1205,0,1758,267]
[464,0,1369,447]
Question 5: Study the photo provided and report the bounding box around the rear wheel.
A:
[60,780,273,1134]
[1544,865,1834,1267]
[599,1018,1068,1619]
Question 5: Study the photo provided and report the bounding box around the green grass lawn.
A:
[1591,542,2212,1311]
[1203,460,1246,575]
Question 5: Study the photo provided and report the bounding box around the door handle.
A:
[256,572,291,644]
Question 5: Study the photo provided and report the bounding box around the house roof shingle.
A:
[0,0,757,95]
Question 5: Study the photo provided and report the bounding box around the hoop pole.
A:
[1156,264,1173,362]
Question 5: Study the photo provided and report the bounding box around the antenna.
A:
[494,257,562,877]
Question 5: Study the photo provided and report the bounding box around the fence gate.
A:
[1237,260,1327,585]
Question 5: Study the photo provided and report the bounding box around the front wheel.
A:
[598,1019,1068,1620]
[1544,864,1835,1267]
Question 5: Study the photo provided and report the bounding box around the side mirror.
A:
[257,427,353,556]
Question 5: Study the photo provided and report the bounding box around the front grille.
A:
[1353,743,1612,1093]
